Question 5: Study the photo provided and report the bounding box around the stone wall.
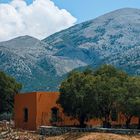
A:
[39,126,140,136]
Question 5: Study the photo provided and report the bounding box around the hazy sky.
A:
[0,0,139,41]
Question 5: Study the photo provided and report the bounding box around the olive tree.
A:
[58,70,97,127]
[0,71,22,115]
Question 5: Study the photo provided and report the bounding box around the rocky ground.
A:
[0,122,140,140]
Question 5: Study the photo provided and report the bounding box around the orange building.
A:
[14,92,138,130]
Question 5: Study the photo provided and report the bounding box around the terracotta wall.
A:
[111,113,138,126]
[14,92,37,130]
[36,92,78,128]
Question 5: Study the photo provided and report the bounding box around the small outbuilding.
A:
[14,92,138,130]
[14,92,79,130]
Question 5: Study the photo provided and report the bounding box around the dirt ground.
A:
[46,132,140,140]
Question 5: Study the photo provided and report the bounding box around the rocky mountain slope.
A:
[0,36,60,91]
[0,8,140,91]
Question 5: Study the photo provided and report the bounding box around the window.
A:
[24,108,28,122]
[51,107,59,123]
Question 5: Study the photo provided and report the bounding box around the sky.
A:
[0,0,139,41]
[53,0,140,23]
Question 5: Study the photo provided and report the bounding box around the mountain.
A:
[43,8,140,75]
[0,36,61,91]
[0,8,140,92]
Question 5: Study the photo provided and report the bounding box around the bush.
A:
[0,113,12,121]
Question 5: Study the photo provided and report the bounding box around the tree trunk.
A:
[0,98,1,113]
[138,117,140,129]
[103,115,111,128]
[79,115,86,128]
[125,117,132,129]
[103,121,111,128]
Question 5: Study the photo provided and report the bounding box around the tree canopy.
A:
[58,65,140,128]
[93,65,128,127]
[118,76,140,128]
[58,70,97,127]
[0,71,22,114]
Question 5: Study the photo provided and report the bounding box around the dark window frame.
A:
[51,107,59,123]
[23,108,28,122]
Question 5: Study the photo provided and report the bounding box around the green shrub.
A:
[0,112,12,121]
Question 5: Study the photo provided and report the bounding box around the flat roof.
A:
[17,91,60,95]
